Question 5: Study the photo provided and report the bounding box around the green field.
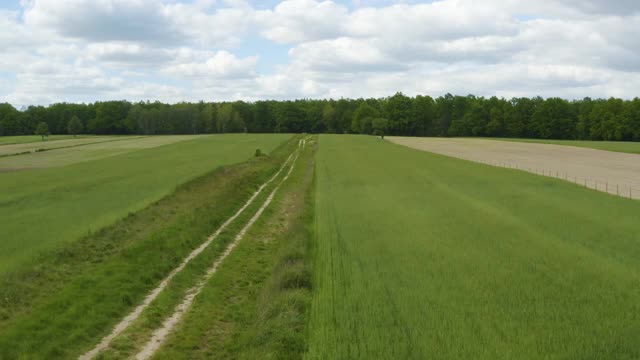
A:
[0,135,205,169]
[308,135,640,358]
[0,134,290,274]
[0,135,131,156]
[0,134,93,145]
[492,137,640,154]
[0,136,298,359]
[2,133,639,359]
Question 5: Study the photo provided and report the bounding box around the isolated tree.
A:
[35,122,50,141]
[372,117,389,138]
[67,115,83,137]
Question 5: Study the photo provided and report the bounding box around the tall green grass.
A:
[0,134,290,274]
[150,138,316,360]
[307,134,640,359]
[0,136,298,359]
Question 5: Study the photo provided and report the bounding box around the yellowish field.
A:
[388,137,640,199]
[0,136,128,156]
[0,135,207,170]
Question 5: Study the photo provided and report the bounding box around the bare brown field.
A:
[388,137,640,199]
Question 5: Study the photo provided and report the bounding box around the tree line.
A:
[1,93,639,141]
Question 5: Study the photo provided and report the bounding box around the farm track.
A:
[134,139,304,360]
[79,142,302,360]
[388,137,640,199]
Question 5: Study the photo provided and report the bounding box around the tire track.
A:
[134,140,304,360]
[79,148,297,360]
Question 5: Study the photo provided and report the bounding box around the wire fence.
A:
[478,160,640,200]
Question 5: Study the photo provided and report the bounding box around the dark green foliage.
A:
[2,95,640,141]
[35,122,49,140]
[372,117,388,137]
[352,102,380,134]
[67,115,83,137]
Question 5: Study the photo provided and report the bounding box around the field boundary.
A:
[133,139,305,360]
[475,158,639,200]
[79,145,298,360]
[388,137,640,200]
[0,136,148,158]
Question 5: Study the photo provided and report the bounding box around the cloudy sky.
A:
[0,0,639,107]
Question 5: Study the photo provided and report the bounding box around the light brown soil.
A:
[388,137,640,200]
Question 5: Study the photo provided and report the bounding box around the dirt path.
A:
[79,149,297,360]
[134,140,304,360]
[388,137,640,199]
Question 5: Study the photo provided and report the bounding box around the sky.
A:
[0,0,639,107]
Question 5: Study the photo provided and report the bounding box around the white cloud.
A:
[85,43,173,66]
[258,0,349,43]
[24,0,183,44]
[162,50,258,79]
[2,0,640,106]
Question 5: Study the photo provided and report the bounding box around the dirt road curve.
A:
[388,137,640,200]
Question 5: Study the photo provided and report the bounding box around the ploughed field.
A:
[388,136,640,199]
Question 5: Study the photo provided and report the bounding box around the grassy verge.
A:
[487,137,640,154]
[307,134,640,359]
[0,136,300,359]
[127,137,315,360]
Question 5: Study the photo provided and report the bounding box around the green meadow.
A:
[308,135,640,359]
[0,134,290,274]
[1,133,639,359]
[0,134,93,145]
[0,135,131,156]
[0,135,204,169]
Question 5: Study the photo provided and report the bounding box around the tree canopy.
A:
[67,115,83,137]
[1,93,639,142]
[35,122,50,140]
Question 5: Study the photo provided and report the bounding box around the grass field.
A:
[0,136,299,358]
[86,137,316,360]
[491,137,640,154]
[0,135,205,170]
[0,134,93,145]
[0,135,135,157]
[2,133,639,359]
[0,134,290,274]
[308,135,640,358]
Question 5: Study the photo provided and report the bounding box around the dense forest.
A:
[1,93,639,141]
